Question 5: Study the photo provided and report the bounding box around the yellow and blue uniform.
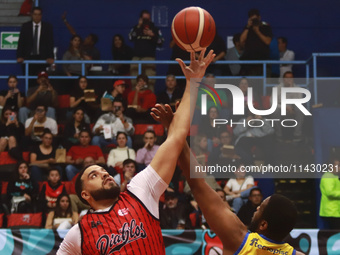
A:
[235,232,296,255]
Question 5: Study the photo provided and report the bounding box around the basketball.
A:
[171,7,216,52]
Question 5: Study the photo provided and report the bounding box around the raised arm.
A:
[151,104,247,254]
[150,49,215,184]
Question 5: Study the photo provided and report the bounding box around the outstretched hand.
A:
[176,49,215,80]
[150,104,176,129]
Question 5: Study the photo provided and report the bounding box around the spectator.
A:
[160,190,191,229]
[62,12,100,61]
[271,71,304,142]
[223,162,255,213]
[69,76,99,122]
[38,168,66,214]
[7,161,35,213]
[117,159,138,192]
[30,128,60,183]
[0,106,25,159]
[126,74,157,122]
[92,98,134,148]
[136,130,160,169]
[102,79,126,104]
[0,75,24,111]
[24,104,58,146]
[205,33,227,75]
[109,34,134,76]
[19,71,58,124]
[237,188,263,226]
[225,33,243,76]
[129,10,164,90]
[65,129,105,180]
[107,132,136,170]
[233,113,275,165]
[45,194,78,230]
[62,35,86,76]
[62,107,90,150]
[16,7,54,76]
[198,106,227,152]
[191,134,209,166]
[240,9,273,75]
[278,37,295,78]
[320,158,340,229]
[156,74,183,109]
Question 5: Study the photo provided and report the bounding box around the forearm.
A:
[240,28,249,45]
[132,92,139,106]
[25,119,36,136]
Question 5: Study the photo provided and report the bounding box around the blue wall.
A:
[1,0,340,91]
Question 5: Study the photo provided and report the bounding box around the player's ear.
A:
[258,219,268,231]
[81,190,90,202]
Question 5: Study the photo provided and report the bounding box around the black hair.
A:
[123,159,137,170]
[32,7,42,13]
[116,131,128,140]
[68,35,83,55]
[42,128,52,137]
[262,194,297,241]
[48,168,60,176]
[233,33,241,45]
[139,10,150,18]
[89,33,98,45]
[7,75,18,83]
[36,104,48,112]
[79,128,91,138]
[144,130,156,137]
[54,193,73,219]
[248,8,260,17]
[249,187,262,196]
[15,161,30,180]
[136,74,149,84]
[1,105,15,124]
[75,164,97,205]
[77,75,87,84]
[283,71,293,78]
[278,36,288,45]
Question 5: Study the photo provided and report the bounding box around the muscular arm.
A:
[178,142,248,253]
[150,50,215,184]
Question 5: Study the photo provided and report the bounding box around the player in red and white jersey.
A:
[56,49,216,255]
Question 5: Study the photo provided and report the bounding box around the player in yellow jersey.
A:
[151,104,304,255]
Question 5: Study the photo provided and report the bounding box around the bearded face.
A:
[89,182,121,202]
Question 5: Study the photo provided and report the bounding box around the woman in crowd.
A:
[0,75,24,111]
[45,193,78,230]
[110,34,134,76]
[63,35,86,76]
[63,107,90,150]
[107,132,135,171]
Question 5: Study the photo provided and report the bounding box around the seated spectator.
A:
[233,113,275,165]
[135,130,159,170]
[156,74,183,109]
[30,129,61,183]
[102,79,126,103]
[223,162,255,213]
[65,129,105,180]
[191,134,209,166]
[198,106,227,152]
[18,71,58,124]
[62,35,87,76]
[237,188,263,226]
[160,190,191,229]
[69,76,99,122]
[225,33,243,76]
[38,168,66,214]
[45,193,78,230]
[0,106,25,160]
[92,98,134,149]
[126,74,156,123]
[62,107,90,150]
[0,75,24,111]
[278,36,295,78]
[107,132,135,171]
[117,159,138,192]
[7,161,35,213]
[109,34,133,76]
[24,104,58,148]
[208,130,240,166]
[271,71,304,142]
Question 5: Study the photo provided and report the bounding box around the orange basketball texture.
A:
[171,7,216,52]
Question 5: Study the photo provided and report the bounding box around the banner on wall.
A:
[0,229,339,254]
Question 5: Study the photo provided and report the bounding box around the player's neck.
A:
[92,198,118,211]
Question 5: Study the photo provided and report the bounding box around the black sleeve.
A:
[17,23,28,58]
[261,24,273,38]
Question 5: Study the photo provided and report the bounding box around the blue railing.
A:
[0,59,310,96]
